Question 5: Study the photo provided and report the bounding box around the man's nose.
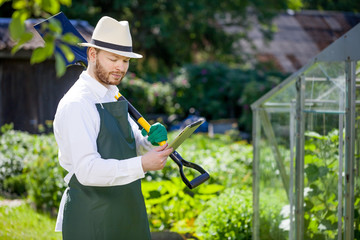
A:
[115,61,126,72]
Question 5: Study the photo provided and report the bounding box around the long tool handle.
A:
[115,92,210,189]
[115,92,166,146]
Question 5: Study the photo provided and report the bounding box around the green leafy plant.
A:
[0,124,33,195]
[171,62,285,132]
[23,135,66,214]
[142,131,252,237]
[0,124,255,238]
[302,129,341,239]
[147,132,253,189]
[277,129,347,239]
[120,74,176,116]
[1,0,77,77]
[143,178,224,237]
[195,187,253,240]
[0,124,66,213]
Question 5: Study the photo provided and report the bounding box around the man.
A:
[53,16,173,240]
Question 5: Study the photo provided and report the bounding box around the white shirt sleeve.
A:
[128,115,155,155]
[54,101,145,187]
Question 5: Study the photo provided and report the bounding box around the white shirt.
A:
[53,71,153,231]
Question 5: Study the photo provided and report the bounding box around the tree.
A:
[61,0,295,76]
[1,0,303,77]
[0,0,78,77]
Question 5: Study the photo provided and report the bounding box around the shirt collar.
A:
[80,71,119,100]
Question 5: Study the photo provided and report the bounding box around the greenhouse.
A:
[251,23,360,240]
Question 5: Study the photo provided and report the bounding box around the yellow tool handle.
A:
[115,92,166,146]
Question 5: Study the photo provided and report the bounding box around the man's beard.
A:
[95,58,123,85]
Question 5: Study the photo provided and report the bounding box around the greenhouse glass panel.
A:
[303,62,346,115]
[355,61,360,238]
[257,109,295,240]
[252,23,360,240]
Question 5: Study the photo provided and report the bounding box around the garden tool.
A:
[34,12,210,189]
[115,93,210,189]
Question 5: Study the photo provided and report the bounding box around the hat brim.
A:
[78,42,143,59]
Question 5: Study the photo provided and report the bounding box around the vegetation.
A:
[195,187,253,240]
[1,126,359,239]
[119,62,287,133]
[0,0,296,77]
[0,124,253,239]
[0,0,359,239]
[1,0,359,77]
[0,197,61,240]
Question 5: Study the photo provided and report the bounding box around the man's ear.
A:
[88,47,97,63]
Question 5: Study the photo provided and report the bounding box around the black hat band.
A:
[91,39,132,52]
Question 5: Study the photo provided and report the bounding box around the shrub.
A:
[146,132,253,189]
[171,62,285,132]
[23,134,66,214]
[143,178,224,236]
[0,124,66,213]
[0,124,34,195]
[142,132,252,236]
[0,124,255,237]
[120,73,177,117]
[195,187,253,240]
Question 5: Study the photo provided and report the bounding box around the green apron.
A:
[62,100,151,240]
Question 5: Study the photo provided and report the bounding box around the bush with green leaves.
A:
[120,74,177,118]
[195,187,253,240]
[302,130,341,239]
[143,178,224,235]
[119,62,286,133]
[0,124,35,195]
[0,124,66,213]
[23,134,66,214]
[0,124,255,237]
[142,131,252,237]
[171,62,286,131]
[276,129,360,239]
[147,131,253,189]
[195,186,286,240]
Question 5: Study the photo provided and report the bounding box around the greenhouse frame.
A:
[251,23,360,240]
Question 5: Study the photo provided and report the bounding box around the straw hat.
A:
[79,16,142,58]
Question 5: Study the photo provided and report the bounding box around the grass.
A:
[0,197,61,240]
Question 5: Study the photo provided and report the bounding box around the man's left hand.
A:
[141,123,168,146]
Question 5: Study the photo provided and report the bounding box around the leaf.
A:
[30,38,54,64]
[59,43,75,62]
[30,47,49,64]
[11,32,33,55]
[41,0,60,14]
[55,53,66,78]
[12,0,27,9]
[0,0,10,8]
[9,10,28,40]
[318,166,329,178]
[305,164,319,183]
[287,0,303,10]
[61,33,80,45]
[48,18,62,35]
[197,184,224,194]
[59,0,72,7]
[305,131,327,140]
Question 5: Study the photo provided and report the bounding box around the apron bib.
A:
[62,100,151,240]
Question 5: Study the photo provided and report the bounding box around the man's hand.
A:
[141,143,173,172]
[141,122,167,146]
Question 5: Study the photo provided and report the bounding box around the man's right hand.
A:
[141,143,173,172]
